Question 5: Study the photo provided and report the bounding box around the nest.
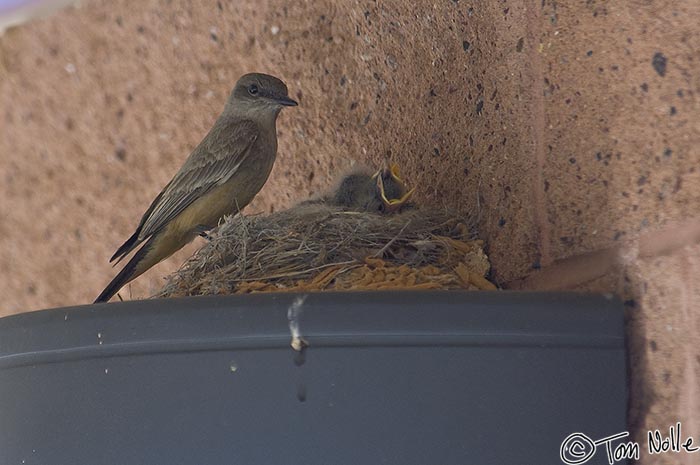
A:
[157,201,495,298]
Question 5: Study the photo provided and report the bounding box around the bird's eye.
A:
[248,84,259,95]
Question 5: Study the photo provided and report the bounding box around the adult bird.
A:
[95,73,297,303]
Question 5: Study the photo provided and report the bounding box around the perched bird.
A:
[95,73,297,303]
[331,163,415,213]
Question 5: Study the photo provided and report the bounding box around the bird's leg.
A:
[195,225,214,241]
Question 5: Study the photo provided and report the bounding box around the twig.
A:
[374,220,411,257]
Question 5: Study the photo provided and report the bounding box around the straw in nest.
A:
[157,199,495,298]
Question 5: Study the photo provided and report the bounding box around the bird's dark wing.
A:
[136,118,259,241]
[109,186,169,263]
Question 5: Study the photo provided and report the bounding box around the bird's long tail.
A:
[94,235,158,303]
[110,229,142,264]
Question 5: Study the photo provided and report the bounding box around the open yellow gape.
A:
[372,163,416,213]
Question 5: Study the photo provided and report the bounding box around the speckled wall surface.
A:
[0,1,698,459]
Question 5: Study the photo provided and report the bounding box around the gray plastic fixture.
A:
[0,291,626,465]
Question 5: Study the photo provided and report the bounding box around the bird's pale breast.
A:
[170,136,278,237]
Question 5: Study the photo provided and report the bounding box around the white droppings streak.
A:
[287,295,308,351]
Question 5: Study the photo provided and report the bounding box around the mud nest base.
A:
[157,202,495,298]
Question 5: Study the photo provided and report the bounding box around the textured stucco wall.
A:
[1,1,699,460]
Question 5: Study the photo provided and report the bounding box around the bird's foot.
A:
[196,225,214,241]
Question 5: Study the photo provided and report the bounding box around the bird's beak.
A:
[372,163,416,214]
[273,95,298,106]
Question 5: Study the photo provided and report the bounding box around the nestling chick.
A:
[330,163,415,213]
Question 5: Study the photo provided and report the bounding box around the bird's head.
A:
[331,164,415,214]
[228,73,297,117]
